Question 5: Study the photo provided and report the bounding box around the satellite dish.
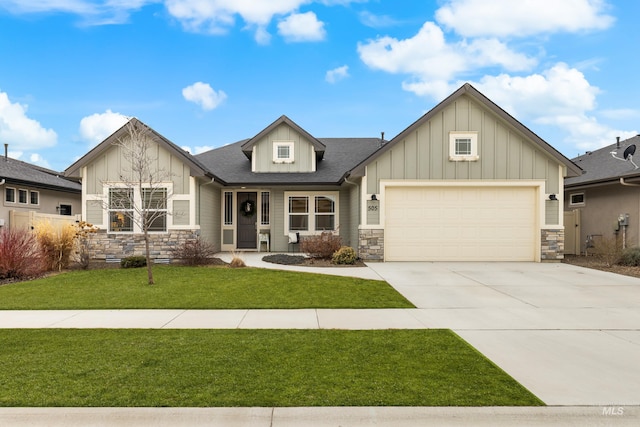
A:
[611,144,639,170]
[624,144,636,159]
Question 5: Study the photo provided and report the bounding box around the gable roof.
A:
[64,118,213,179]
[349,83,582,178]
[1,156,81,193]
[196,137,382,186]
[240,115,326,161]
[565,135,640,188]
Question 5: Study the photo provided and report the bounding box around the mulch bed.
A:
[262,254,366,268]
[562,254,640,279]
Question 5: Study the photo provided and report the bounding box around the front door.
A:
[237,192,257,249]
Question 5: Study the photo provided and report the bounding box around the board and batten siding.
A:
[84,142,191,196]
[365,95,562,225]
[251,123,316,173]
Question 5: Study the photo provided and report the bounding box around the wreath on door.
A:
[240,199,256,217]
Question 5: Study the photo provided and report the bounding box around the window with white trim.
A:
[224,191,233,225]
[30,191,39,205]
[285,192,338,234]
[18,189,28,204]
[569,192,585,206]
[142,188,167,232]
[449,131,479,161]
[109,188,133,232]
[5,187,15,203]
[273,141,294,163]
[261,191,270,226]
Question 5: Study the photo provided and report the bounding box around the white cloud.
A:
[278,11,326,42]
[182,82,227,111]
[182,145,215,154]
[325,65,349,83]
[358,22,536,99]
[0,91,57,150]
[0,0,158,25]
[358,11,399,28]
[435,0,615,37]
[474,63,599,119]
[79,109,129,146]
[471,63,635,151]
[165,0,309,41]
[29,153,52,169]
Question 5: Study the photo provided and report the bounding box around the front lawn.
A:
[0,329,543,407]
[0,266,413,309]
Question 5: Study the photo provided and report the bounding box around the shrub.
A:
[73,221,99,270]
[619,246,640,266]
[229,251,246,268]
[0,227,46,280]
[34,221,76,272]
[332,246,358,265]
[121,256,147,268]
[171,236,217,266]
[301,231,342,259]
[593,235,623,267]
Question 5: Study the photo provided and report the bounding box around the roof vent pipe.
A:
[380,131,385,147]
[617,136,620,149]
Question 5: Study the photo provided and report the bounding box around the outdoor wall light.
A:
[371,194,378,201]
[549,194,558,201]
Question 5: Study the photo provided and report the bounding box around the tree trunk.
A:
[144,229,154,285]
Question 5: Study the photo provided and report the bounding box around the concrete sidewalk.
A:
[1,406,638,426]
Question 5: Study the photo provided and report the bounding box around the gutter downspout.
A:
[618,178,640,250]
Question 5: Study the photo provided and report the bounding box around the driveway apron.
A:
[367,262,640,406]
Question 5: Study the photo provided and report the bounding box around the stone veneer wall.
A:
[541,229,564,261]
[358,228,384,261]
[87,230,199,261]
[360,228,564,262]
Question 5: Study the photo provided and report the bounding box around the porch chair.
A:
[288,232,300,253]
[258,232,270,252]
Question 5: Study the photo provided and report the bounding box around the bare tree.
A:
[107,119,173,285]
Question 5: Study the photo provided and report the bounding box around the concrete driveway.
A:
[367,262,640,407]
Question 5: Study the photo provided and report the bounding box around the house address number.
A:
[368,205,378,212]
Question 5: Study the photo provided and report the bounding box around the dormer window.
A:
[273,141,294,164]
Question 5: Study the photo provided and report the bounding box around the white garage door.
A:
[385,186,537,261]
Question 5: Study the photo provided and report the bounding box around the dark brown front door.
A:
[237,192,257,249]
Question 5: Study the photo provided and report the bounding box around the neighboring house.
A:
[65,83,580,262]
[0,146,82,230]
[564,135,640,255]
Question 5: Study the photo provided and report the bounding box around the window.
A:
[18,189,28,204]
[315,196,335,230]
[261,192,270,226]
[289,196,309,231]
[59,204,72,216]
[142,188,167,232]
[273,141,295,163]
[285,192,338,234]
[569,192,585,206]
[30,191,39,205]
[5,187,15,203]
[449,131,479,161]
[108,188,133,232]
[224,191,233,225]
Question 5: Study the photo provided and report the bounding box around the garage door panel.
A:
[385,186,536,261]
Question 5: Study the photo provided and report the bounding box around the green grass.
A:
[0,329,543,407]
[0,266,413,309]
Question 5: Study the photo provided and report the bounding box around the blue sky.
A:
[0,0,638,172]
